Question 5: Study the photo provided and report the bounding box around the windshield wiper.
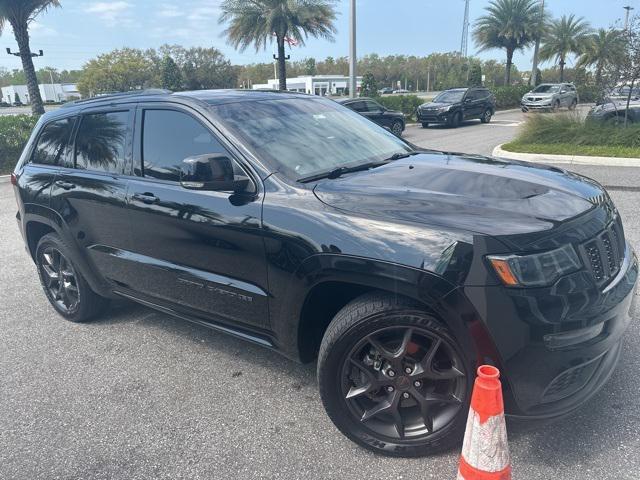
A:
[297,151,420,183]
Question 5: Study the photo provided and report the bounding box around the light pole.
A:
[530,0,545,87]
[349,0,357,98]
[624,6,634,31]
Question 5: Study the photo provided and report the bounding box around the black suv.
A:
[417,87,496,128]
[12,89,638,457]
[337,97,405,136]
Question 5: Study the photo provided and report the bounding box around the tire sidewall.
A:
[391,121,403,136]
[318,307,472,457]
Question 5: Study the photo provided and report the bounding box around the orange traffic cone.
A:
[457,365,511,480]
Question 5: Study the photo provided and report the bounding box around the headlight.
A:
[487,244,581,287]
[438,105,452,113]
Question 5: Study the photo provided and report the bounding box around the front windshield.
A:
[533,85,560,93]
[208,97,411,180]
[434,90,466,103]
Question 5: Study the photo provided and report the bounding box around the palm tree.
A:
[540,15,592,82]
[473,0,542,85]
[0,0,61,115]
[219,0,337,91]
[577,28,626,86]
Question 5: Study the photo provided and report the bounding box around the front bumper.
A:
[417,110,451,124]
[463,242,638,419]
[521,100,554,111]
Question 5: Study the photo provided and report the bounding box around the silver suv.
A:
[521,83,578,112]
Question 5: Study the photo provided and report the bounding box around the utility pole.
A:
[349,0,357,98]
[624,6,634,31]
[460,0,470,57]
[530,0,545,87]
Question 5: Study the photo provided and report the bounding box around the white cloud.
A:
[29,21,59,37]
[85,1,133,27]
[157,4,185,18]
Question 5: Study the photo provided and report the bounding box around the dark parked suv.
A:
[12,89,638,457]
[416,87,496,128]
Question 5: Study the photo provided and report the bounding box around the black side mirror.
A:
[180,154,250,193]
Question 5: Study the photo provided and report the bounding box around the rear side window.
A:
[347,101,366,112]
[75,111,129,174]
[32,117,75,166]
[142,109,228,182]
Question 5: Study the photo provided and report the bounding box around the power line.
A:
[460,0,470,58]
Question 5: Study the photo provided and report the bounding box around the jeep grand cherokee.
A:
[12,89,638,457]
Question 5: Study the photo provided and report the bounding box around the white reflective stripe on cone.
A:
[460,409,510,473]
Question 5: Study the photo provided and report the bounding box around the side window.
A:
[364,101,382,112]
[75,111,129,174]
[466,90,480,101]
[348,101,366,113]
[32,117,75,166]
[142,109,228,182]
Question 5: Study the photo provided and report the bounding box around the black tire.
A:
[35,233,109,322]
[318,292,471,457]
[553,100,561,112]
[421,122,429,128]
[391,121,404,137]
[480,108,493,124]
[448,112,462,128]
[569,99,577,111]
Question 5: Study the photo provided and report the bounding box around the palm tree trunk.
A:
[625,77,636,128]
[505,48,514,85]
[277,36,287,91]
[559,58,565,82]
[12,21,45,116]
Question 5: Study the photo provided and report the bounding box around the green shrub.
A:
[377,95,424,120]
[0,115,38,174]
[491,85,531,109]
[514,114,640,148]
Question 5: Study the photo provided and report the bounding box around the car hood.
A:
[525,92,555,98]
[420,102,458,109]
[313,152,603,236]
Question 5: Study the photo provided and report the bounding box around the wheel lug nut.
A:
[386,386,395,392]
[388,370,396,377]
[414,381,421,388]
[402,392,410,399]
[404,367,412,374]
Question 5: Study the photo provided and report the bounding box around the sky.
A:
[1,0,639,75]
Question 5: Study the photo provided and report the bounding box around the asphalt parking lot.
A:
[1,114,639,479]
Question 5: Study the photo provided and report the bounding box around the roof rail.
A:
[61,89,172,108]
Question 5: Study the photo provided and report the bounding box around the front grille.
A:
[579,219,625,287]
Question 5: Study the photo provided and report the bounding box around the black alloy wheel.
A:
[391,121,404,136]
[318,293,470,457]
[480,109,493,123]
[36,233,109,322]
[449,112,462,128]
[40,247,80,314]
[421,122,430,128]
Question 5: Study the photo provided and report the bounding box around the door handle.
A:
[55,180,76,190]
[132,192,159,204]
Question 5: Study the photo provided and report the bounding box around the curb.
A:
[0,174,10,184]
[492,144,640,167]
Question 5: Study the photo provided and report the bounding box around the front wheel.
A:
[391,121,404,136]
[553,100,561,113]
[318,292,470,457]
[448,112,462,128]
[421,122,430,128]
[480,108,493,123]
[36,233,109,322]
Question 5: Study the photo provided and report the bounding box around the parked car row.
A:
[587,99,639,124]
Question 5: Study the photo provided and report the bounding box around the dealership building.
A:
[252,75,363,96]
[1,83,81,105]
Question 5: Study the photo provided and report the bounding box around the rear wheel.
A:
[318,293,470,457]
[36,233,109,322]
[569,99,578,111]
[480,108,493,123]
[421,122,430,128]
